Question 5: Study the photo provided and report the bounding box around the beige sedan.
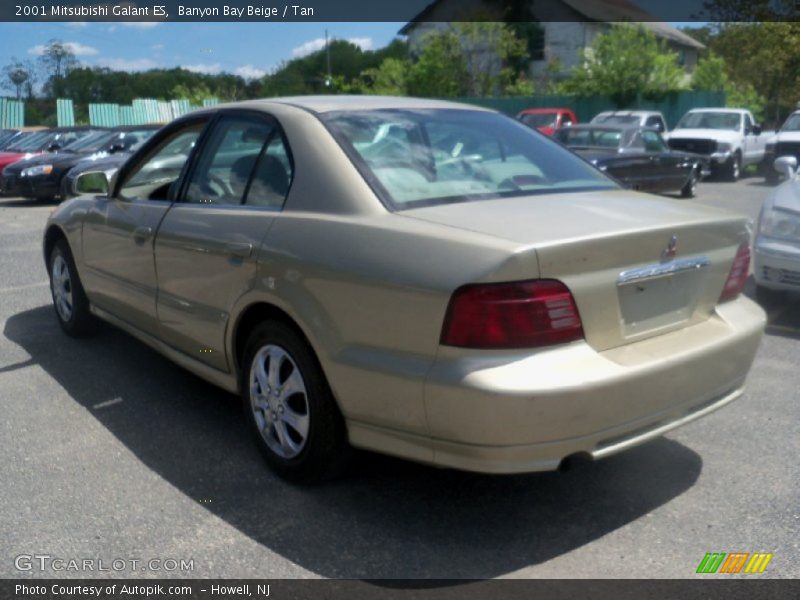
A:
[44,96,766,481]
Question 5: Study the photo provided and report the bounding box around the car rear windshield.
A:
[676,111,741,131]
[519,112,557,128]
[555,128,624,149]
[323,109,617,209]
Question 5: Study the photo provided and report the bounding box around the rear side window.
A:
[243,134,294,209]
[184,117,274,206]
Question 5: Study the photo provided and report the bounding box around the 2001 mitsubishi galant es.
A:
[44,97,766,481]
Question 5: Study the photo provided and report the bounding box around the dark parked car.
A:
[0,127,98,191]
[555,124,709,198]
[2,126,158,201]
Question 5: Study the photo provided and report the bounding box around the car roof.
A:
[686,108,748,114]
[562,123,645,131]
[595,110,662,118]
[518,108,573,114]
[194,95,496,115]
[111,124,161,132]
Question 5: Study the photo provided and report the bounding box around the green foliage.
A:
[171,83,215,105]
[406,29,468,97]
[557,25,686,106]
[691,53,729,92]
[726,83,766,122]
[705,22,800,123]
[359,58,409,96]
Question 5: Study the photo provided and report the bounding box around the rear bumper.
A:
[420,296,765,473]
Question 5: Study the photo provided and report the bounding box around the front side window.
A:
[118,122,205,201]
[325,109,617,209]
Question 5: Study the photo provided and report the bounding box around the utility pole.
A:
[325,29,332,88]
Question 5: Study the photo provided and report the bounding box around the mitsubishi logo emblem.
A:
[661,235,678,261]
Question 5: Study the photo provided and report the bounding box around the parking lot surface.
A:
[0,178,797,579]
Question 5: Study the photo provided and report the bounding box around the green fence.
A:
[454,91,726,129]
[56,98,75,127]
[85,97,217,127]
[0,98,25,128]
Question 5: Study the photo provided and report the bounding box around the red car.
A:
[0,128,94,177]
[517,108,578,136]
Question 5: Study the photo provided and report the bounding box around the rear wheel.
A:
[241,321,349,482]
[48,239,95,336]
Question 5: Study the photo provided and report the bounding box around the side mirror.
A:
[752,125,762,136]
[774,155,797,179]
[74,171,109,196]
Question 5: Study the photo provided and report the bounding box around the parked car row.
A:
[517,103,800,191]
[0,124,161,202]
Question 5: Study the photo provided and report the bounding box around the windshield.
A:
[0,130,18,148]
[519,113,557,129]
[5,131,52,152]
[323,109,617,209]
[64,130,115,153]
[781,114,800,132]
[108,128,158,152]
[676,111,741,131]
[593,114,639,125]
[555,128,624,149]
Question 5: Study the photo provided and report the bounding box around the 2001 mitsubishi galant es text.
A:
[44,96,766,481]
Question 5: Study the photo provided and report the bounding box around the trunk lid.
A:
[404,190,751,351]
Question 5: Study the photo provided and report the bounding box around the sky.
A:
[0,21,405,82]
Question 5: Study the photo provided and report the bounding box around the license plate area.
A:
[617,257,710,337]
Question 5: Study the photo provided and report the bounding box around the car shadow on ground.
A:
[4,305,704,579]
[0,197,59,208]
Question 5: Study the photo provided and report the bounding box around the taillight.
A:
[719,243,751,302]
[440,279,584,349]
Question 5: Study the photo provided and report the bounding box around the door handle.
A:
[132,226,153,244]
[225,242,253,259]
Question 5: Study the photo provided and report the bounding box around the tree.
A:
[407,29,468,97]
[557,25,685,106]
[705,22,800,124]
[38,39,79,98]
[698,0,798,21]
[2,59,33,99]
[359,58,408,95]
[691,53,728,92]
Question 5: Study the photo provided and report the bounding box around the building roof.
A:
[399,0,705,49]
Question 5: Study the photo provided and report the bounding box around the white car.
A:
[667,108,767,181]
[764,111,800,184]
[591,110,668,134]
[754,156,800,302]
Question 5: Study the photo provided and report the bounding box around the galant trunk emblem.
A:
[661,235,678,261]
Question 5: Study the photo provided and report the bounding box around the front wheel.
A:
[241,321,350,482]
[48,239,95,336]
[680,168,699,198]
[726,152,741,181]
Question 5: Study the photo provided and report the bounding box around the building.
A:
[399,0,704,82]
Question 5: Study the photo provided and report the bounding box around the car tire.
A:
[755,285,786,309]
[727,152,741,181]
[241,320,350,482]
[680,168,699,198]
[48,239,96,337]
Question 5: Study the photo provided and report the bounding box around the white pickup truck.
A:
[665,108,767,181]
